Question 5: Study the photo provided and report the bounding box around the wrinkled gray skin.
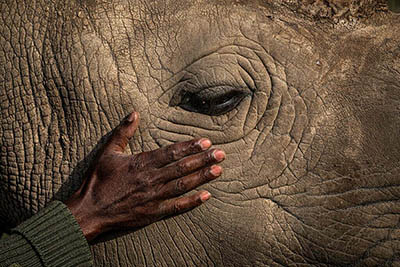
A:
[1,0,400,266]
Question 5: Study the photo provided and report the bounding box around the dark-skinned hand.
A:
[65,111,225,241]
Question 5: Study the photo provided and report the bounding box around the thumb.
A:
[104,111,140,153]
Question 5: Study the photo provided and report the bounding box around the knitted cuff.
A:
[12,201,92,267]
[0,231,38,267]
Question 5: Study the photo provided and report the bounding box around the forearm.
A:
[0,201,92,267]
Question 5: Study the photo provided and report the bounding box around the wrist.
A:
[65,195,104,242]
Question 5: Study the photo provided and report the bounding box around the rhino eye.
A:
[176,89,249,116]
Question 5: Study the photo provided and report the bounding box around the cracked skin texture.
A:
[1,0,400,266]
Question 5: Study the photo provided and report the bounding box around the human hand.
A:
[65,111,225,241]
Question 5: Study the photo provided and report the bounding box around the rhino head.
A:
[1,0,400,265]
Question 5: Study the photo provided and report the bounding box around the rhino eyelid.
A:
[175,87,251,116]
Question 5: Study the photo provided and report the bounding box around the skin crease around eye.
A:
[176,88,251,116]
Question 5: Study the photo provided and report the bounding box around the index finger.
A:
[141,138,212,169]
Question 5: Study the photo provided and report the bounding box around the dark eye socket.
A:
[175,89,249,116]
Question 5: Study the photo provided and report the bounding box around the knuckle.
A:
[174,201,183,213]
[152,167,170,183]
[147,189,158,200]
[166,145,179,162]
[202,168,211,180]
[175,179,186,194]
[175,161,187,176]
[188,139,200,152]
[137,176,150,190]
[135,172,156,190]
[147,173,160,187]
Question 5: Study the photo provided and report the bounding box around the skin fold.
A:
[1,0,400,266]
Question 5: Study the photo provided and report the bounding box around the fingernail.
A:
[127,112,136,122]
[210,165,222,176]
[200,191,211,202]
[199,138,212,150]
[212,150,225,161]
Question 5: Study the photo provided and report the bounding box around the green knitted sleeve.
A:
[0,201,93,267]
